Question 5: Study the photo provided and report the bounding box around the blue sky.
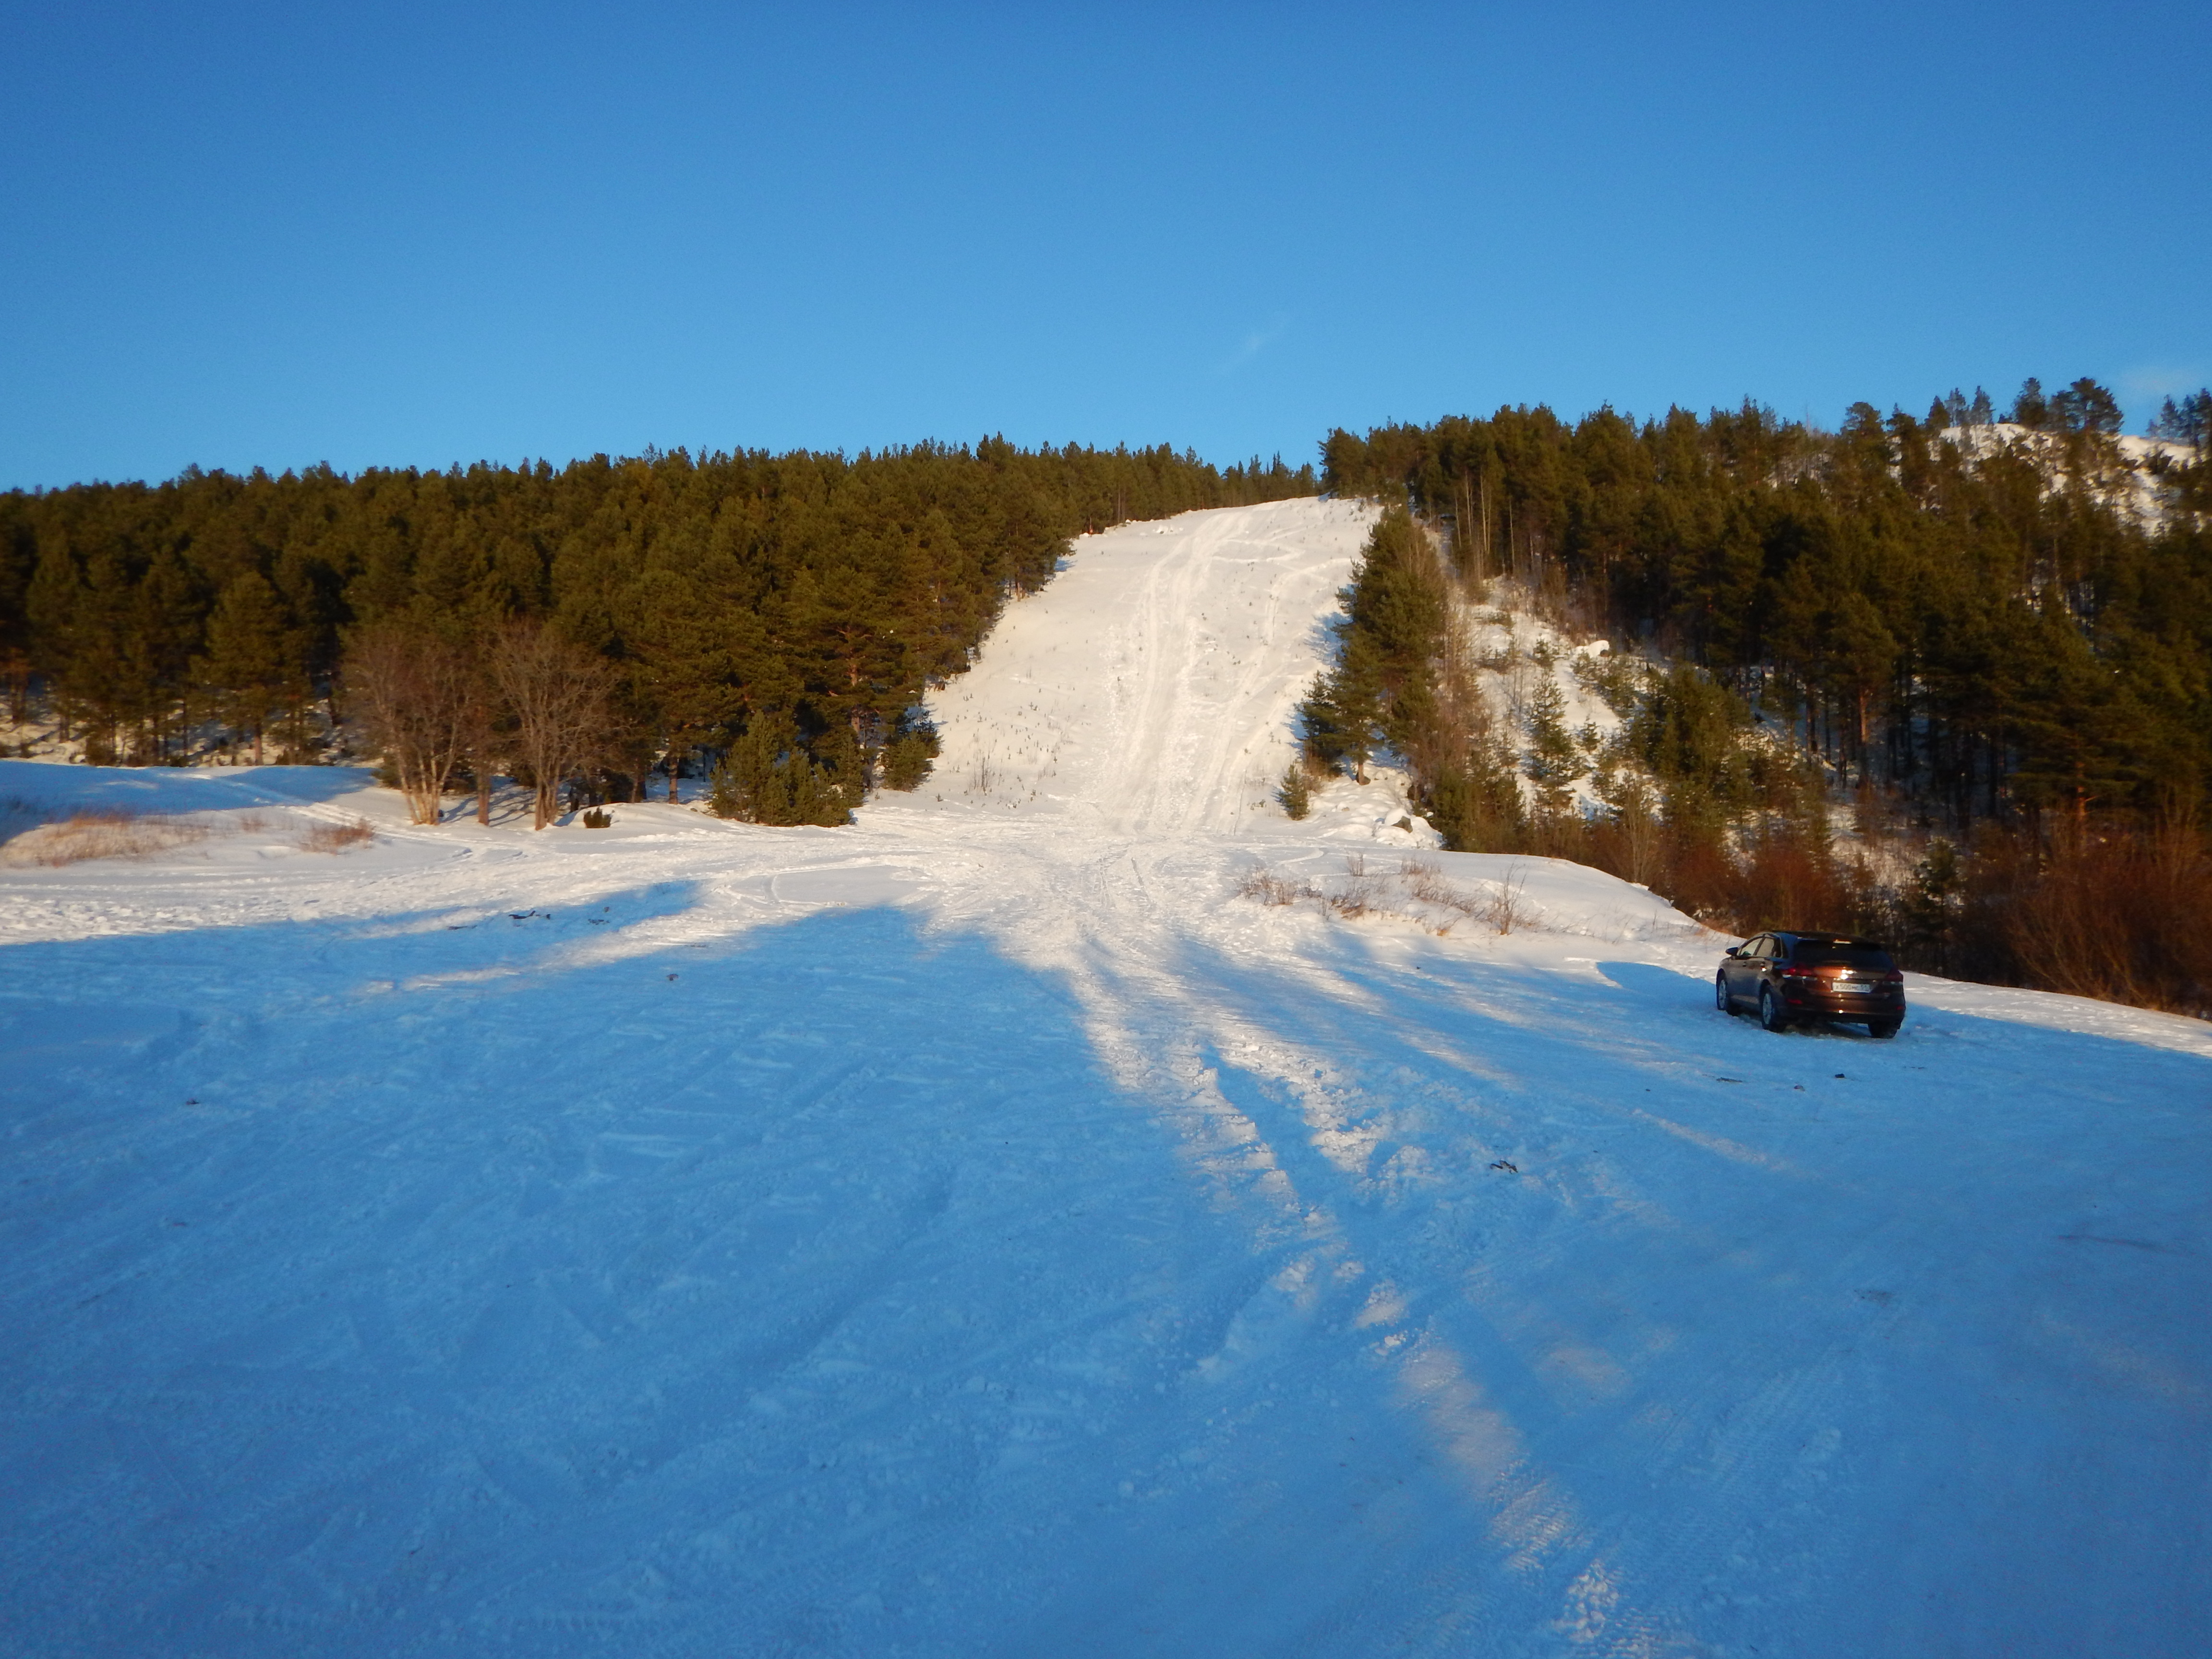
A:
[3,1,2206,488]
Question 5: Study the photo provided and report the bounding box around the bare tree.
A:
[491,623,619,829]
[344,624,475,824]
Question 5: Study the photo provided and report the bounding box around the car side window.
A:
[1749,936,1773,960]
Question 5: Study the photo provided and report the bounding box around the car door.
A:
[1728,934,1768,1002]
[1755,935,1786,999]
[1749,934,1781,1001]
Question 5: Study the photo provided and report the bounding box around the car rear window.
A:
[1791,940,1895,969]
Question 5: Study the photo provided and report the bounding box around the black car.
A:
[1717,931,1905,1037]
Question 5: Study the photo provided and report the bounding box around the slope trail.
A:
[913,496,1376,836]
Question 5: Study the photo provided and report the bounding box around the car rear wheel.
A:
[1866,1018,1900,1039]
[1715,972,1732,1013]
[1759,985,1790,1032]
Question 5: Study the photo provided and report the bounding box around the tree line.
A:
[0,440,1315,822]
[1306,381,2212,1013]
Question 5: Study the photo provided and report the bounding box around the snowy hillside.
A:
[922,497,1370,834]
[1943,421,2194,525]
[3,498,2209,1658]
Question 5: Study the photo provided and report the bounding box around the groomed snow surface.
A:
[4,498,2208,1657]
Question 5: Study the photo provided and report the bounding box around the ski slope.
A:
[925,496,1376,836]
[3,498,2209,1658]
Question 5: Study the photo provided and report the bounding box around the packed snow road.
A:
[3,499,2208,1657]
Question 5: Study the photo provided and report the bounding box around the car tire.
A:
[1759,985,1790,1032]
[1866,1018,1900,1039]
[1716,973,1732,1013]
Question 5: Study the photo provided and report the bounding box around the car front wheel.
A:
[1759,985,1790,1032]
[1715,972,1732,1013]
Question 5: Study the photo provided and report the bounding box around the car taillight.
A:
[1882,970,1903,983]
[1781,967,1818,981]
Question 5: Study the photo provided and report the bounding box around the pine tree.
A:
[1904,838,1963,973]
[1425,734,1524,853]
[2009,378,2050,429]
[2151,391,2212,453]
[879,709,939,792]
[1300,629,1384,781]
[1522,673,1586,817]
[198,571,291,763]
[2050,378,2123,435]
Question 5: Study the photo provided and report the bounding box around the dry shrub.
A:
[1238,866,1319,906]
[1400,857,1454,906]
[1240,853,1541,937]
[2,807,209,867]
[1643,807,2212,1019]
[1730,832,1851,935]
[1327,853,1389,918]
[298,817,375,854]
[1656,826,1854,939]
[1402,857,1517,932]
[1986,823,2212,1016]
[1482,863,1534,935]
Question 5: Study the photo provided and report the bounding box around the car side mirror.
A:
[1724,947,1740,958]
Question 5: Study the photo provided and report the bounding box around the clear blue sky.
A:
[3,1,2206,489]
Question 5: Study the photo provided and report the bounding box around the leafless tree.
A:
[343,625,475,824]
[491,623,619,829]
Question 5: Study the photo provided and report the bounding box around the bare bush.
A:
[1326,852,1392,918]
[2,808,209,867]
[1399,857,1485,931]
[1993,823,2212,1016]
[1401,857,1458,909]
[1238,850,1547,939]
[1238,866,1319,906]
[1484,863,1533,935]
[298,817,375,854]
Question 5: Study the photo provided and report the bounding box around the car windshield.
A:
[1792,941,1894,970]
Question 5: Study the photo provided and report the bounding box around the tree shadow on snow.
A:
[1130,924,2212,1659]
[0,892,1538,1659]
[0,758,378,820]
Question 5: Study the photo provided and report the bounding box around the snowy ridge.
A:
[3,498,2209,1657]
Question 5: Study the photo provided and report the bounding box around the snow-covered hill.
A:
[3,499,2208,1658]
[1943,421,2195,525]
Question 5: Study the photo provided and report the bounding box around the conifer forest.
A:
[8,379,2212,1011]
[0,442,1314,823]
[1310,381,2212,1010]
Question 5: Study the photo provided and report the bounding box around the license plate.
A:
[1835,979,1867,995]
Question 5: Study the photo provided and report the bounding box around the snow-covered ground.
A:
[4,497,2208,1657]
